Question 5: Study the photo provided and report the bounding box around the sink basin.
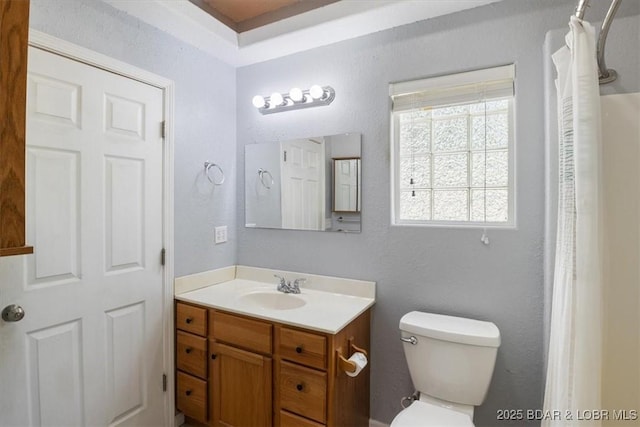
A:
[238,291,306,310]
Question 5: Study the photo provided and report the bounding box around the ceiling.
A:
[105,0,502,67]
[189,0,339,33]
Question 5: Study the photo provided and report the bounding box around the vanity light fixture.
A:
[253,85,335,114]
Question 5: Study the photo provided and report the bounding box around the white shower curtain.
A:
[544,16,603,426]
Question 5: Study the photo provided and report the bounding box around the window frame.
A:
[390,68,517,229]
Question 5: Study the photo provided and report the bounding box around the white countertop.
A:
[176,276,375,334]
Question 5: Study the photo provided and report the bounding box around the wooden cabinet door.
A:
[0,0,32,256]
[210,341,272,427]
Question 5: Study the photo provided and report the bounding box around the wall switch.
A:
[214,226,227,244]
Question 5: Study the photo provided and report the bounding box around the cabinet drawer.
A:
[281,410,325,427]
[279,327,327,370]
[177,371,207,423]
[280,361,327,424]
[176,302,207,336]
[212,311,272,355]
[176,331,207,379]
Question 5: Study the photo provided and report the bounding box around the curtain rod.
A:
[573,0,622,84]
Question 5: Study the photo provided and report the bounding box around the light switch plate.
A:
[214,226,227,244]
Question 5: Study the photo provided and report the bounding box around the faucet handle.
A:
[274,274,286,284]
[293,278,307,287]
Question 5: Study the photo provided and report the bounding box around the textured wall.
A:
[236,1,591,425]
[29,0,237,277]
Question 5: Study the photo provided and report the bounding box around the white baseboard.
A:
[175,412,185,427]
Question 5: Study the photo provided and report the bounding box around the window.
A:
[390,65,515,227]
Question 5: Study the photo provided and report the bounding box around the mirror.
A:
[245,133,361,232]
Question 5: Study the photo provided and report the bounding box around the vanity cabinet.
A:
[175,300,371,427]
[209,311,273,426]
[0,0,33,256]
[175,302,209,424]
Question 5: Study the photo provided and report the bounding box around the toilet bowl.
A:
[390,311,500,427]
[391,396,473,427]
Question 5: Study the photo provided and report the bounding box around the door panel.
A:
[27,147,80,286]
[0,47,165,427]
[27,319,84,427]
[211,341,272,427]
[106,302,146,424]
[280,138,325,230]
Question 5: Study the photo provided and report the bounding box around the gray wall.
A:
[29,0,237,277]
[245,142,282,228]
[542,4,640,378]
[236,1,600,425]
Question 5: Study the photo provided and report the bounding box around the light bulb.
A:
[309,85,324,100]
[252,95,265,108]
[270,92,284,107]
[289,87,303,102]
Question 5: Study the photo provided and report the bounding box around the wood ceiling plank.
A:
[189,0,340,33]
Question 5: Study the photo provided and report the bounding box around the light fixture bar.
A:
[254,85,335,115]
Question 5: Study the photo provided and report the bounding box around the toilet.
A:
[391,311,501,426]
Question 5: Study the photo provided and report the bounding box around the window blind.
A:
[390,64,515,112]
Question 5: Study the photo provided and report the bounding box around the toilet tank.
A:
[400,311,500,406]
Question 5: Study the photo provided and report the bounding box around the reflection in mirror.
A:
[245,133,361,233]
[333,158,361,213]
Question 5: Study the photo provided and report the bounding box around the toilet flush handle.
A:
[400,336,418,345]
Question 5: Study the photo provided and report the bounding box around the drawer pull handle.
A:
[211,353,217,360]
[296,383,304,391]
[295,346,303,354]
[185,348,192,354]
[185,390,192,396]
[185,317,193,324]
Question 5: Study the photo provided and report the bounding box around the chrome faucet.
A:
[274,275,305,294]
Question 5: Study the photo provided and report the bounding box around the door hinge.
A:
[162,373,167,392]
[283,150,287,162]
[161,121,166,139]
[161,248,166,266]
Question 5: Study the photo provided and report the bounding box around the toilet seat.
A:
[390,401,474,427]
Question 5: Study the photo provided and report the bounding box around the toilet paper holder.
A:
[336,340,368,375]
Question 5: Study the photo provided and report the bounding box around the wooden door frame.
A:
[28,29,176,427]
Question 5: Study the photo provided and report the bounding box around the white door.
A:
[334,159,359,212]
[280,138,325,230]
[0,47,166,426]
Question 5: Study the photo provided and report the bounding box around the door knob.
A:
[2,305,25,322]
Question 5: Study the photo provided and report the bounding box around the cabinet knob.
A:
[185,390,192,396]
[185,317,193,324]
[296,383,304,391]
[185,348,192,354]
[211,353,217,360]
[295,346,303,354]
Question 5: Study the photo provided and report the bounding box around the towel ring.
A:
[258,168,274,189]
[204,161,224,185]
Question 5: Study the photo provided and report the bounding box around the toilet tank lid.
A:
[400,311,501,347]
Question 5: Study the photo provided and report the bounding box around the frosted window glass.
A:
[432,105,468,117]
[433,153,468,188]
[433,117,468,152]
[400,155,431,188]
[393,92,512,225]
[400,121,431,154]
[400,190,431,220]
[433,190,468,221]
[401,110,431,122]
[471,113,508,150]
[471,189,509,222]
[471,150,508,187]
[469,99,508,113]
